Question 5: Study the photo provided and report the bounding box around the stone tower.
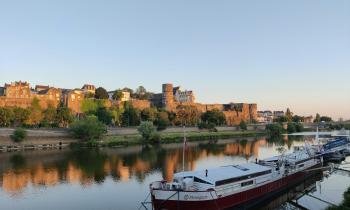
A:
[162,83,174,111]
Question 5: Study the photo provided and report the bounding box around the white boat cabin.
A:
[170,163,273,192]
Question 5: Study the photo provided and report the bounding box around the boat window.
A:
[194,177,212,185]
[241,180,254,187]
[298,164,304,168]
[233,165,249,171]
[215,170,271,186]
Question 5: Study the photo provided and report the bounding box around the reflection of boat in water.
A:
[256,171,323,210]
[150,147,322,210]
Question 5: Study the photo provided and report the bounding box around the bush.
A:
[150,132,162,144]
[137,121,156,142]
[198,122,217,132]
[156,119,168,131]
[287,122,296,133]
[239,120,247,130]
[69,116,107,141]
[10,128,27,143]
[295,123,304,132]
[266,123,284,136]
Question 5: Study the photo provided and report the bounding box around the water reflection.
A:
[0,136,305,197]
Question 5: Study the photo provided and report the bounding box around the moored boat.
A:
[150,148,322,210]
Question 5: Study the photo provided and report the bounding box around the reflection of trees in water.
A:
[10,154,26,172]
[2,138,282,194]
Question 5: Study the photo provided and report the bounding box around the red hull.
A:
[152,164,321,210]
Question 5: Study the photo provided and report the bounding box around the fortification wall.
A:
[131,100,151,110]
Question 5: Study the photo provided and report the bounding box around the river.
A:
[0,136,349,210]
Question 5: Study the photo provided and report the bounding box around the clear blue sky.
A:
[0,0,349,119]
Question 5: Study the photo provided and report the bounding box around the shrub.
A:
[266,123,284,136]
[150,132,162,144]
[239,120,247,130]
[10,128,27,143]
[295,123,304,132]
[156,119,168,131]
[69,116,107,141]
[137,121,156,142]
[287,123,296,133]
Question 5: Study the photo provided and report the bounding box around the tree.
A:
[266,124,284,136]
[43,104,57,126]
[122,102,141,126]
[287,122,296,133]
[239,120,247,130]
[110,106,124,126]
[292,115,303,123]
[320,116,332,122]
[314,113,321,123]
[96,107,113,125]
[69,116,107,141]
[56,106,74,127]
[26,98,43,126]
[137,121,156,142]
[134,86,153,100]
[12,107,30,126]
[141,108,158,122]
[95,87,109,99]
[0,107,14,127]
[10,128,27,143]
[286,108,293,122]
[155,111,170,131]
[112,90,124,101]
[274,116,288,123]
[201,109,226,126]
[175,105,201,126]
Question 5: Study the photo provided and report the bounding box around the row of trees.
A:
[274,108,333,123]
[0,98,74,128]
[91,86,154,101]
[79,99,231,130]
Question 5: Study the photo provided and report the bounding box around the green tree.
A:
[112,90,124,101]
[201,109,226,126]
[122,102,141,126]
[266,124,285,136]
[0,107,14,127]
[287,122,296,133]
[56,106,74,127]
[110,106,124,126]
[141,107,158,122]
[239,120,247,130]
[95,87,109,99]
[314,113,321,123]
[96,107,113,125]
[286,108,293,122]
[295,123,304,132]
[292,115,303,123]
[274,116,289,123]
[10,128,27,143]
[12,107,30,126]
[137,121,156,142]
[320,116,332,122]
[155,111,170,131]
[26,98,43,126]
[69,116,107,141]
[42,104,57,126]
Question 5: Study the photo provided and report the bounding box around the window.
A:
[215,170,271,186]
[241,180,254,187]
[194,177,212,185]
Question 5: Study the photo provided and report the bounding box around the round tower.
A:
[162,83,174,110]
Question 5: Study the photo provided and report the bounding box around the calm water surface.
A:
[0,136,349,210]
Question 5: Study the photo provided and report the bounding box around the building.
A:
[61,89,85,114]
[173,86,195,103]
[273,111,285,118]
[82,84,96,95]
[108,90,131,102]
[151,83,258,125]
[257,111,273,123]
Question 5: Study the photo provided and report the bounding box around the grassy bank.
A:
[100,130,267,147]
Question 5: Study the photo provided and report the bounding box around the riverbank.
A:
[101,130,267,147]
[0,127,267,150]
